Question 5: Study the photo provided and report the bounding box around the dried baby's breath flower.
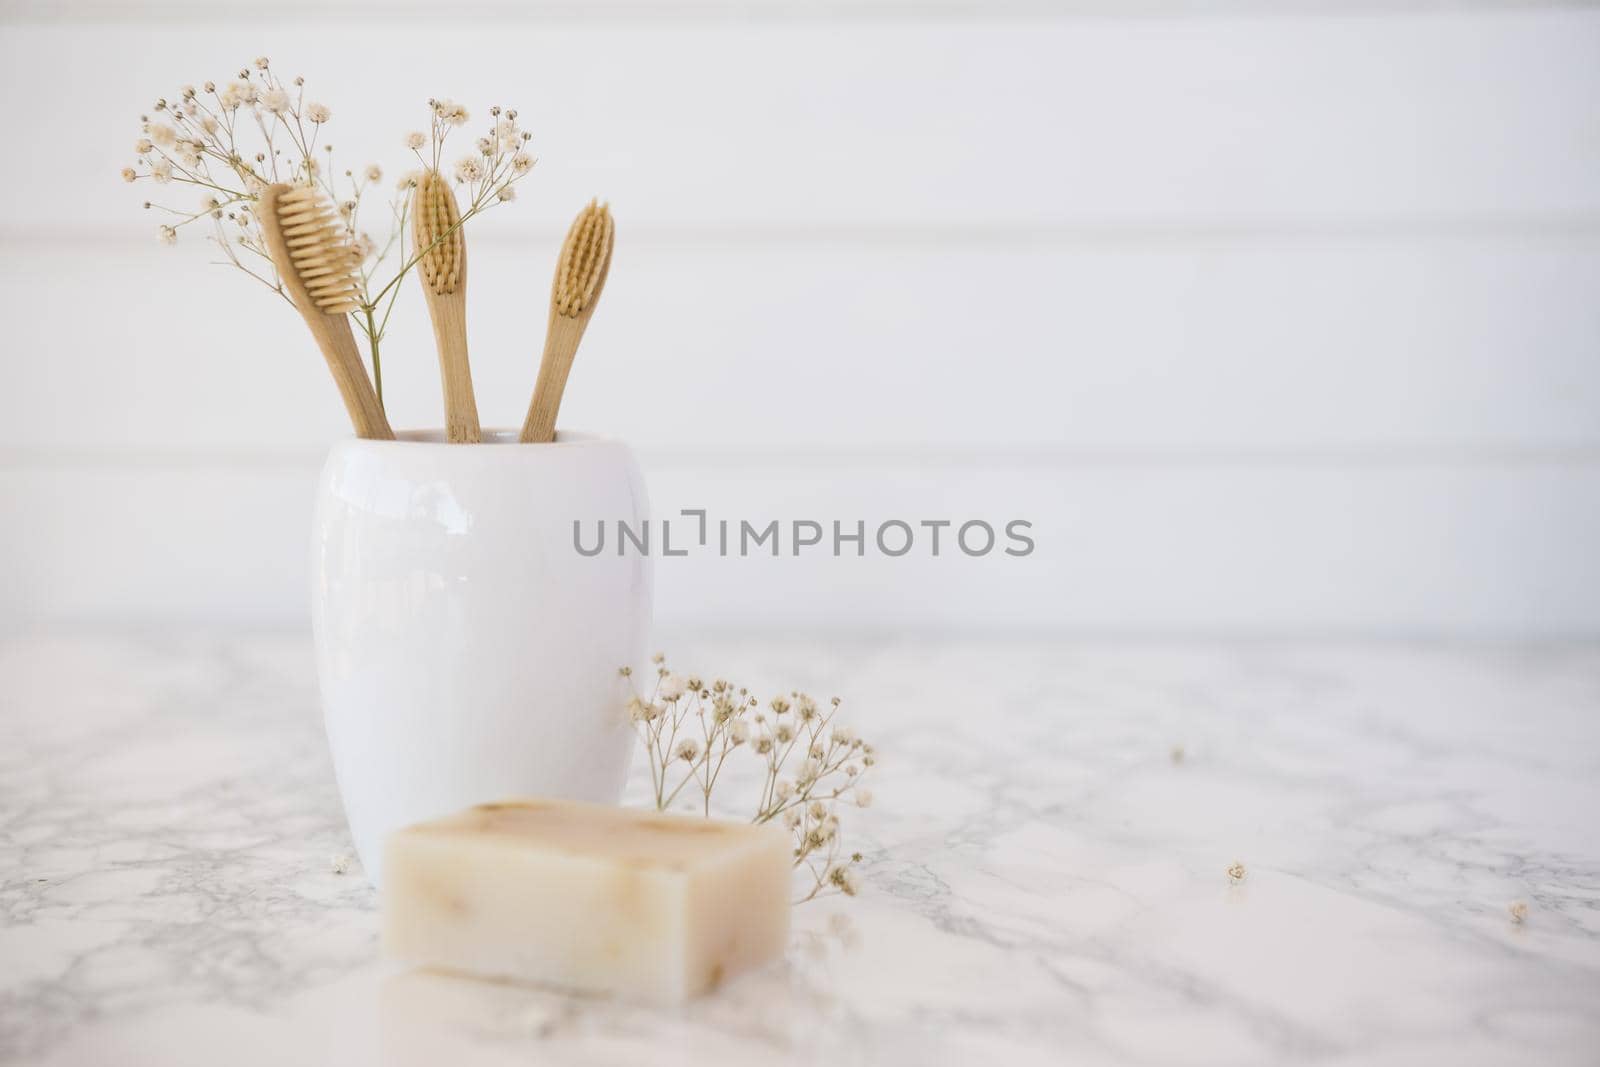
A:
[626,696,662,723]
[1509,900,1529,924]
[1227,861,1246,884]
[512,151,534,174]
[433,98,469,126]
[157,224,177,245]
[625,654,878,904]
[123,61,540,413]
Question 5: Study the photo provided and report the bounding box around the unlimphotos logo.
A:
[574,510,1034,558]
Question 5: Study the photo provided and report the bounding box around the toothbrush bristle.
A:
[275,185,363,315]
[414,171,463,295]
[554,200,613,317]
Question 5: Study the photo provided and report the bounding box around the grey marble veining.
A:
[1,632,1598,1065]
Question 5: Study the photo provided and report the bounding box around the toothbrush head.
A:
[553,199,613,318]
[268,184,363,315]
[413,170,465,296]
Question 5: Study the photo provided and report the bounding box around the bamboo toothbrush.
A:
[258,183,393,440]
[520,200,614,443]
[412,171,480,443]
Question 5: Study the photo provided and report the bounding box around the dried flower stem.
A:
[623,656,876,904]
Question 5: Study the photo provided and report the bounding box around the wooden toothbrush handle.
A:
[305,308,394,440]
[425,291,481,443]
[520,313,587,443]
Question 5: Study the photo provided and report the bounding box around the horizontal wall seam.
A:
[4,0,1597,24]
[5,217,1600,249]
[4,445,1600,472]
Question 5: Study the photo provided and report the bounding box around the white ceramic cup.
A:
[311,430,652,885]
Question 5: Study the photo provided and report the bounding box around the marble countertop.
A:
[2,632,1598,1066]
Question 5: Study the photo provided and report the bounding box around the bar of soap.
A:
[382,798,792,1003]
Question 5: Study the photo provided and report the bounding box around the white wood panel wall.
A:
[2,4,1598,633]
